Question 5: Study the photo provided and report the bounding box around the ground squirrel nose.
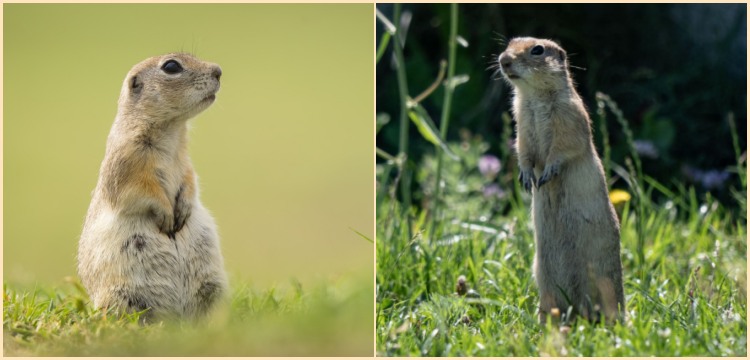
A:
[212,67,222,81]
[499,55,512,69]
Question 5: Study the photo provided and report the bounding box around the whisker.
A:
[492,31,508,45]
[490,68,505,80]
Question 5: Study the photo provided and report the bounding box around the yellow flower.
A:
[609,189,631,205]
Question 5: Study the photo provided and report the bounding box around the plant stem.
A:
[412,60,447,104]
[375,32,392,64]
[727,112,746,188]
[430,3,458,238]
[392,3,412,236]
[597,98,611,184]
[375,8,396,64]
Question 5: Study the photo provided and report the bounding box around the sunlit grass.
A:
[4,272,373,356]
[375,135,747,356]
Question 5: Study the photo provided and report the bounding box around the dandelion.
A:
[609,189,631,221]
[609,189,631,205]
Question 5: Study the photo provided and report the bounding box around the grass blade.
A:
[408,104,458,161]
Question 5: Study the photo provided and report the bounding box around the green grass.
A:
[4,273,373,356]
[375,135,747,356]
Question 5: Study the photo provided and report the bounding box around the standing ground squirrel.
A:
[498,37,625,323]
[78,53,228,321]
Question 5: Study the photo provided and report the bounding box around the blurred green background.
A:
[4,4,373,288]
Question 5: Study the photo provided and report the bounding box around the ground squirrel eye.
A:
[531,45,544,55]
[161,60,183,74]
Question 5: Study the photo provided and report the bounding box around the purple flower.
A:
[483,183,506,199]
[700,169,731,189]
[633,139,659,159]
[478,155,501,178]
[681,165,731,190]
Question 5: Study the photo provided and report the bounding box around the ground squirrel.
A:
[78,53,228,321]
[498,37,625,323]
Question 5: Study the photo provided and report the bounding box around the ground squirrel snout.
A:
[78,53,228,321]
[499,37,569,94]
[497,37,625,323]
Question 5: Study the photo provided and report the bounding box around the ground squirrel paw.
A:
[519,169,537,193]
[537,163,560,188]
[155,207,175,240]
[173,195,192,236]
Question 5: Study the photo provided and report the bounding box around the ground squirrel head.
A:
[118,53,222,123]
[498,37,569,92]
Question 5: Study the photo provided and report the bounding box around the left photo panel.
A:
[4,4,374,356]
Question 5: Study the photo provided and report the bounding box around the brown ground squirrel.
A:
[498,37,625,323]
[78,53,228,321]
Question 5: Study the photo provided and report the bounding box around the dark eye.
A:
[161,60,183,74]
[530,45,544,55]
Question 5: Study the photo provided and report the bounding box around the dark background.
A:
[376,3,746,206]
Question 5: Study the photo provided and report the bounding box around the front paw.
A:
[518,169,537,193]
[155,208,176,239]
[537,163,560,188]
[173,189,192,236]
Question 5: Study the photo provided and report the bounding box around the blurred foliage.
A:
[376,3,746,207]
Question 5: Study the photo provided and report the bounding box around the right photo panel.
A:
[375,3,747,356]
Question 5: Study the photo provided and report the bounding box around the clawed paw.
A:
[155,209,175,240]
[518,169,537,193]
[173,202,191,236]
[537,163,560,188]
[172,185,192,237]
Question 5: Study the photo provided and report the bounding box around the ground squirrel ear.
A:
[130,75,143,95]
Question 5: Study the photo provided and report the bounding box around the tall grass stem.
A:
[596,98,612,183]
[392,4,413,236]
[429,4,459,238]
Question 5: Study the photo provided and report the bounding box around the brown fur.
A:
[78,53,227,321]
[498,37,625,323]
